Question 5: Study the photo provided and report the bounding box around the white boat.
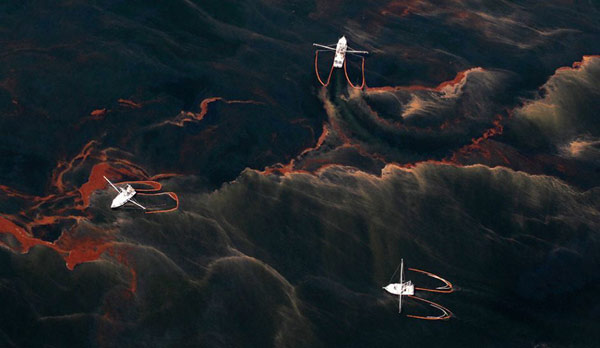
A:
[383,259,414,313]
[313,36,369,68]
[104,176,146,210]
[383,259,453,319]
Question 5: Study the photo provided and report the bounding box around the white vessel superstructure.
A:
[104,176,146,210]
[382,259,454,320]
[313,36,369,68]
[383,259,414,312]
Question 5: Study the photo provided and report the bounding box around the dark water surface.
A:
[1,1,599,347]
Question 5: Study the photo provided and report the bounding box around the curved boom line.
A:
[343,56,366,89]
[408,268,454,293]
[406,295,452,320]
[315,50,335,87]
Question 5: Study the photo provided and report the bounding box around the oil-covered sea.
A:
[1,1,599,346]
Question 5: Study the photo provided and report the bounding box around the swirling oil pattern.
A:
[0,1,599,347]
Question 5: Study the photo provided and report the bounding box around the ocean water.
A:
[0,1,599,347]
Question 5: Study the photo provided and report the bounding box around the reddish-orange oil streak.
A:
[160,97,262,127]
[0,141,178,284]
[265,66,519,176]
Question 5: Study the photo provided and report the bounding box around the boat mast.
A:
[399,258,404,313]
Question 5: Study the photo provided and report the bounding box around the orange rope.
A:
[406,295,452,320]
[343,56,366,89]
[117,180,162,192]
[315,50,335,87]
[408,268,454,293]
[116,180,178,214]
